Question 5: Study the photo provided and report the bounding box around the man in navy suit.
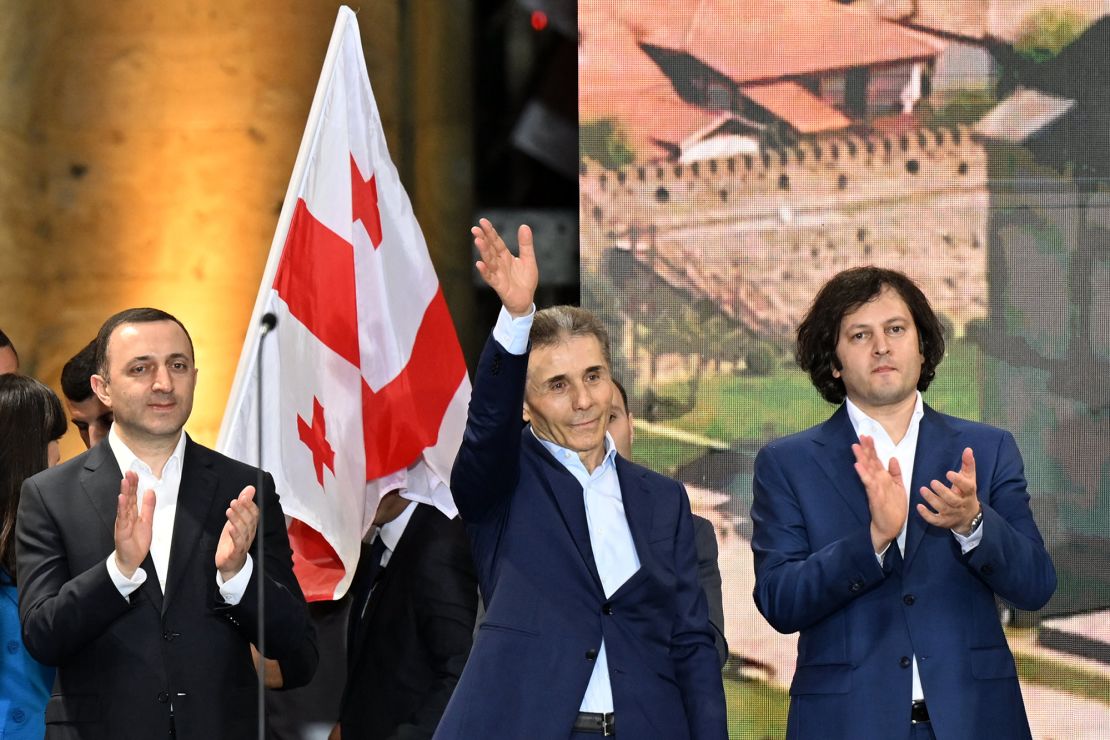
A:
[436,220,726,739]
[751,267,1056,739]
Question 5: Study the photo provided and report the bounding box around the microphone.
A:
[255,310,277,738]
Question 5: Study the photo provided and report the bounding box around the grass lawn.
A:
[633,340,985,475]
[726,678,790,739]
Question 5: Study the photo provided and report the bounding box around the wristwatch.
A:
[958,508,984,536]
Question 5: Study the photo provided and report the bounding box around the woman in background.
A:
[0,374,66,738]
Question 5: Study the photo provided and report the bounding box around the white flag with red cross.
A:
[218,6,470,601]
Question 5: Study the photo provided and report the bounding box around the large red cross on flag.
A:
[218,6,470,601]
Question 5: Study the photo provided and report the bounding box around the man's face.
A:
[0,345,17,374]
[833,286,924,415]
[608,385,633,459]
[91,321,197,446]
[524,335,612,468]
[65,394,114,449]
[373,490,413,526]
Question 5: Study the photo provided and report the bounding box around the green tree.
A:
[1014,8,1089,63]
[580,118,635,171]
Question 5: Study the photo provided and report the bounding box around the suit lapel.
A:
[811,406,870,527]
[609,458,651,600]
[80,442,165,611]
[523,431,604,592]
[162,438,220,615]
[348,504,426,671]
[904,406,959,568]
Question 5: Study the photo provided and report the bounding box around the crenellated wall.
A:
[580,125,989,339]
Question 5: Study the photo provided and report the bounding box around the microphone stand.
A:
[256,312,277,740]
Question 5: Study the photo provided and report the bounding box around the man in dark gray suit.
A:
[17,307,315,739]
[608,378,728,666]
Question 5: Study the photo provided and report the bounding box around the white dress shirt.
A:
[846,392,982,702]
[370,498,418,569]
[104,427,253,605]
[494,306,641,713]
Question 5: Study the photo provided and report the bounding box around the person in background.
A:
[0,330,18,375]
[333,489,478,739]
[61,339,114,449]
[607,378,728,666]
[0,374,66,738]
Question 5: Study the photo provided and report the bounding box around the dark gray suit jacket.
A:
[692,515,728,666]
[17,437,316,740]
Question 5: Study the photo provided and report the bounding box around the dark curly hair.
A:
[796,267,946,404]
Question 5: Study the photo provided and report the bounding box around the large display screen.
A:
[579,1,1110,736]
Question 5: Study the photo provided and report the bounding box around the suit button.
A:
[980,564,994,576]
[585,648,598,661]
[163,631,173,641]
[903,594,915,606]
[602,603,614,615]
[157,691,170,703]
[849,581,862,593]
[900,656,911,668]
[11,708,25,723]
[6,640,18,653]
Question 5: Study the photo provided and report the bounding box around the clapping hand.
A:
[852,435,909,553]
[215,486,259,580]
[918,447,981,535]
[114,470,155,578]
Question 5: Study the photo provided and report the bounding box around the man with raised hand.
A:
[751,267,1055,740]
[436,220,726,740]
[17,307,315,739]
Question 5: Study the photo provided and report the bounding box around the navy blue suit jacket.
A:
[751,404,1056,740]
[436,337,727,740]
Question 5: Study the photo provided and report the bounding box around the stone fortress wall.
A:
[580,124,989,340]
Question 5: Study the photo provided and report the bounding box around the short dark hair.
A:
[796,267,946,404]
[94,308,194,378]
[612,377,629,413]
[0,328,16,364]
[0,374,66,582]
[61,340,98,403]
[529,306,612,368]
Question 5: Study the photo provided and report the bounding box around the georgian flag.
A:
[218,6,469,600]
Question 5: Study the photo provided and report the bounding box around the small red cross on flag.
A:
[218,7,470,601]
[297,398,335,486]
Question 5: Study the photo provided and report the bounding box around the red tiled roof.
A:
[741,80,852,133]
[580,2,718,156]
[591,0,944,84]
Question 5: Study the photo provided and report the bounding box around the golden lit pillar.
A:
[404,0,476,356]
[0,1,472,460]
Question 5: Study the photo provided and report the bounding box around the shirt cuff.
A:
[875,542,891,566]
[492,305,535,355]
[952,519,984,554]
[216,554,254,606]
[106,552,147,599]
